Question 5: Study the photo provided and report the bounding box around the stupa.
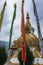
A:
[9,13,43,65]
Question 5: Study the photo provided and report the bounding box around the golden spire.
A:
[25,12,34,33]
[25,12,31,33]
[26,12,31,27]
[26,12,30,19]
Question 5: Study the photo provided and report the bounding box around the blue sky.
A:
[0,0,43,42]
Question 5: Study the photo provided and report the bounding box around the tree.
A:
[18,44,34,65]
[0,46,7,65]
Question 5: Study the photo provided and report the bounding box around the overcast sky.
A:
[0,0,43,42]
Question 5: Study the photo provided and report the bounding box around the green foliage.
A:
[18,44,34,65]
[0,46,7,65]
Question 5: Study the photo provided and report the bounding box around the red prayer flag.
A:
[22,44,26,61]
[21,0,26,61]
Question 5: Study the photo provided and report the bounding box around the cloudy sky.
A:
[0,0,43,42]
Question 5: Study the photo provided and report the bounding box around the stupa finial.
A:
[26,12,30,19]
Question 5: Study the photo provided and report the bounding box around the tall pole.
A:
[8,4,16,60]
[0,1,6,31]
[8,3,16,49]
[32,0,43,55]
[32,0,42,39]
[21,0,26,65]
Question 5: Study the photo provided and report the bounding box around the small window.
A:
[26,28,30,33]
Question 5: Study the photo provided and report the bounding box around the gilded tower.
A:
[11,13,40,58]
[10,13,42,65]
[25,12,34,34]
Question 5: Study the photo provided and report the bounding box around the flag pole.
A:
[8,3,16,60]
[21,0,26,65]
[8,3,16,50]
[0,1,6,31]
